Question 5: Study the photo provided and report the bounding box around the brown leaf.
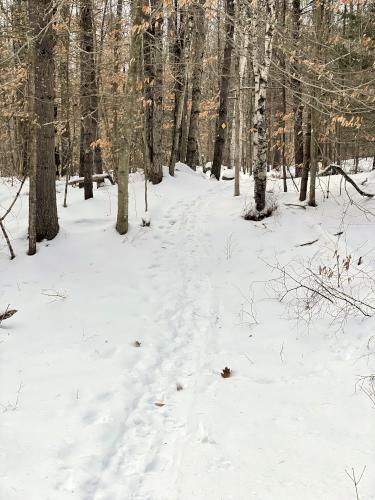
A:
[176,383,183,391]
[133,340,141,347]
[221,367,232,378]
[154,401,165,407]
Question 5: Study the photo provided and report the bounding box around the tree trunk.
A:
[169,1,187,175]
[186,0,207,170]
[60,2,71,180]
[117,0,141,234]
[308,0,323,207]
[143,0,164,184]
[112,0,124,178]
[291,0,304,177]
[12,0,28,177]
[308,103,318,206]
[299,108,311,201]
[30,0,59,241]
[252,0,277,212]
[211,0,235,180]
[80,0,97,199]
[27,36,37,255]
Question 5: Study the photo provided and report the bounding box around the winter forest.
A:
[1,0,375,498]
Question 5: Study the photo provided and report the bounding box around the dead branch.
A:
[345,466,366,500]
[284,203,306,209]
[0,220,15,259]
[296,238,319,247]
[0,175,27,259]
[0,175,27,222]
[321,165,374,198]
[0,305,17,325]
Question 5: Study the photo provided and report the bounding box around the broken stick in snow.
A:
[0,220,15,259]
[296,238,319,247]
[284,203,306,210]
[0,175,27,259]
[0,306,17,325]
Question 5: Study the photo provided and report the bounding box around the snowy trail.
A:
[88,188,219,500]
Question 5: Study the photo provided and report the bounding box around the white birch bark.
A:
[251,0,276,212]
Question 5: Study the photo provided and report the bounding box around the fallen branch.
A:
[0,175,27,259]
[321,165,374,198]
[0,306,17,325]
[68,173,115,186]
[284,203,306,210]
[296,238,319,247]
[0,220,15,259]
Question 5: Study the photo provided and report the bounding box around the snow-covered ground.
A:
[1,164,374,499]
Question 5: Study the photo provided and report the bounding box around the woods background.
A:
[0,0,374,249]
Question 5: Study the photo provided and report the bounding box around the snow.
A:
[222,168,235,180]
[1,164,375,500]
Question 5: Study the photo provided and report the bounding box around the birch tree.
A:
[251,0,277,212]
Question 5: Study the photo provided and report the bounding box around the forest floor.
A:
[1,162,375,500]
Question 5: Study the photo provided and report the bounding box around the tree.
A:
[251,0,277,212]
[143,0,164,185]
[79,0,98,200]
[291,0,303,177]
[116,0,141,234]
[211,0,235,181]
[169,0,188,175]
[185,0,206,170]
[29,0,59,243]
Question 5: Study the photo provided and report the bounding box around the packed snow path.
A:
[1,166,374,499]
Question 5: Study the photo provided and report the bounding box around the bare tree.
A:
[29,0,59,242]
[211,0,235,180]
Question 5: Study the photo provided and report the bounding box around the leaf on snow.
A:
[221,367,232,378]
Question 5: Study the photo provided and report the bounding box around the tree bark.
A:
[252,0,277,212]
[143,0,164,184]
[117,0,141,234]
[112,0,124,179]
[169,0,187,175]
[299,107,311,201]
[80,0,97,199]
[291,0,304,177]
[211,0,235,180]
[30,0,59,241]
[186,0,207,170]
[60,2,71,180]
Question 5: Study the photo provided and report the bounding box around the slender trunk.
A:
[143,0,163,184]
[281,0,287,192]
[308,103,318,206]
[299,107,311,201]
[291,0,304,177]
[308,0,323,207]
[112,0,124,178]
[211,0,235,180]
[169,1,187,175]
[186,0,207,169]
[60,3,71,182]
[80,0,96,199]
[28,38,37,255]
